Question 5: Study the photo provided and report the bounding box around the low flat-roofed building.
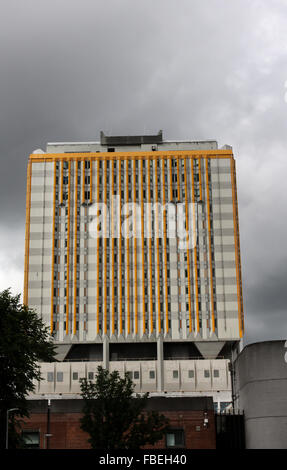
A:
[21,396,216,449]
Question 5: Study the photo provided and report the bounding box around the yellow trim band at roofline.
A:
[29,149,233,162]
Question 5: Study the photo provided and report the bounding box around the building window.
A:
[213,369,220,378]
[134,371,140,380]
[188,370,194,379]
[166,429,185,448]
[57,372,64,382]
[149,370,155,379]
[22,430,40,449]
[88,372,94,380]
[47,372,54,382]
[204,370,210,378]
[72,372,79,380]
[173,370,179,379]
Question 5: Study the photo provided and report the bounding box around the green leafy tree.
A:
[80,366,169,449]
[0,289,56,448]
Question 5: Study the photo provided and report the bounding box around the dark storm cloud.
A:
[246,262,287,313]
[0,0,286,343]
[244,261,287,344]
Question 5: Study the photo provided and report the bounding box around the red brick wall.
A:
[144,410,215,449]
[21,409,215,449]
[21,412,88,449]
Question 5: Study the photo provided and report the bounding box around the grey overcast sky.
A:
[0,0,286,345]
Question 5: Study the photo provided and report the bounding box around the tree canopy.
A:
[0,289,56,448]
[80,366,169,449]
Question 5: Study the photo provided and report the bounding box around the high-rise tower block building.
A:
[24,132,244,403]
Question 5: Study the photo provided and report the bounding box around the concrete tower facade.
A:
[24,132,243,404]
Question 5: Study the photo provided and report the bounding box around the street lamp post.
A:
[46,399,51,449]
[6,408,19,449]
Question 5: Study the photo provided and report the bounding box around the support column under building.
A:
[103,337,109,370]
[157,337,164,392]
